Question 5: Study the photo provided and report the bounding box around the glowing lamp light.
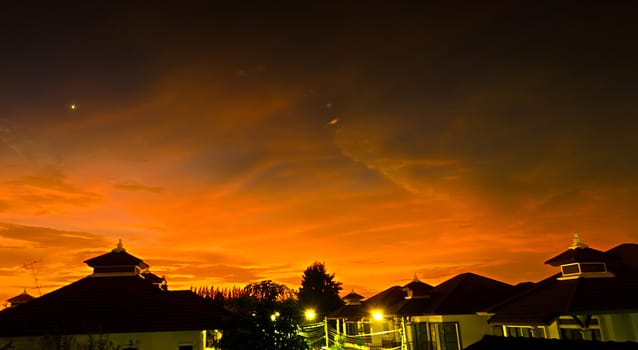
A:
[70,104,77,110]
[305,309,316,321]
[372,310,384,321]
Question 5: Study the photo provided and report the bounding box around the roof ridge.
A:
[486,272,560,313]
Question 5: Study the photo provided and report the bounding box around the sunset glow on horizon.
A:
[1,2,637,303]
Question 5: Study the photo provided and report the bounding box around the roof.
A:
[0,275,229,336]
[84,250,148,269]
[330,273,515,320]
[544,247,617,266]
[364,286,406,315]
[607,243,638,270]
[343,291,365,300]
[327,303,367,320]
[397,273,515,316]
[403,279,433,297]
[141,271,165,284]
[489,243,638,325]
[7,290,36,305]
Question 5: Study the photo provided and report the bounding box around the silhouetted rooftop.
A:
[544,247,618,266]
[397,273,515,316]
[84,250,148,268]
[0,275,228,336]
[6,290,35,306]
[489,243,638,325]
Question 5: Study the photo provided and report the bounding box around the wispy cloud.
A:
[113,182,164,193]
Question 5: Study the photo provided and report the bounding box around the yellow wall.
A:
[408,314,492,349]
[501,312,638,342]
[599,313,638,342]
[0,329,219,350]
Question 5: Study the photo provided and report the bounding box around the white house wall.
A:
[599,313,638,342]
[408,314,492,349]
[1,329,217,350]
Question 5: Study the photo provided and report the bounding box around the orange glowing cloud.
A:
[1,1,638,303]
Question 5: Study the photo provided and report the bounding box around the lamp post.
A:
[300,308,326,349]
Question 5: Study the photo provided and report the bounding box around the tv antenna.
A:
[21,260,42,296]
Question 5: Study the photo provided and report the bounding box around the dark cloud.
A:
[0,2,636,297]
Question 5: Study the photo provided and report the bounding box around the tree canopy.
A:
[219,280,309,350]
[297,261,344,318]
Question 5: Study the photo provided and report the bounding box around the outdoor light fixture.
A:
[305,308,316,321]
[372,310,384,321]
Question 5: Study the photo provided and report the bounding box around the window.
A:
[412,322,429,350]
[580,263,606,273]
[561,263,580,275]
[591,329,602,341]
[346,322,358,335]
[123,339,138,350]
[560,328,583,340]
[560,327,601,341]
[429,322,460,350]
[506,327,532,338]
[206,329,222,348]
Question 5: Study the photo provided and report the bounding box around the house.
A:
[396,273,518,350]
[326,289,369,348]
[326,273,518,350]
[487,234,638,343]
[0,241,228,350]
[5,289,35,308]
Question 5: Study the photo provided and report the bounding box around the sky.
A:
[1,1,637,303]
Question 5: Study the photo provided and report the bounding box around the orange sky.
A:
[1,2,638,303]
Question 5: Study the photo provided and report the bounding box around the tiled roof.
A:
[397,273,515,316]
[363,286,406,315]
[327,303,367,320]
[544,247,617,266]
[403,279,433,297]
[141,271,165,284]
[489,243,638,325]
[0,275,228,336]
[331,273,514,320]
[7,291,36,305]
[343,291,365,300]
[607,243,638,270]
[84,250,148,268]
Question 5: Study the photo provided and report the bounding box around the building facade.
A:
[488,235,638,343]
[0,241,227,350]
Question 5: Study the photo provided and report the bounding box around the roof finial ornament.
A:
[569,233,588,250]
[112,239,126,253]
[412,272,420,282]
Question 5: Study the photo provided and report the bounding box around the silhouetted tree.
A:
[298,261,343,318]
[219,280,309,350]
[243,280,296,302]
[191,285,247,306]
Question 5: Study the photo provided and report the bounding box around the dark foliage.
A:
[218,280,309,350]
[298,262,344,318]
